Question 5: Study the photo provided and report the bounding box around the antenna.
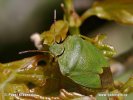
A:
[53,9,57,42]
[54,9,56,24]
[19,50,55,57]
[19,50,51,54]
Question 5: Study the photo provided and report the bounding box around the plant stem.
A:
[63,0,81,35]
[69,27,80,35]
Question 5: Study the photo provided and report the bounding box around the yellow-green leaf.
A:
[41,31,55,45]
[120,75,133,94]
[41,20,68,45]
[81,0,133,24]
[50,20,68,43]
[0,55,47,91]
[0,83,30,100]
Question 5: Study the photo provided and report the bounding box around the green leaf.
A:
[50,35,109,88]
[50,20,68,43]
[120,75,133,94]
[41,20,68,45]
[80,34,116,58]
[81,0,133,24]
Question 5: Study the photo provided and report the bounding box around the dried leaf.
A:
[0,55,47,91]
[108,90,125,100]
[58,89,96,100]
[100,67,113,89]
[15,89,96,100]
[0,83,30,100]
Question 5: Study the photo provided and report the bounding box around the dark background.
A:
[0,0,132,63]
[0,0,106,62]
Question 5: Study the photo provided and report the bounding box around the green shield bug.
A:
[49,35,109,88]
